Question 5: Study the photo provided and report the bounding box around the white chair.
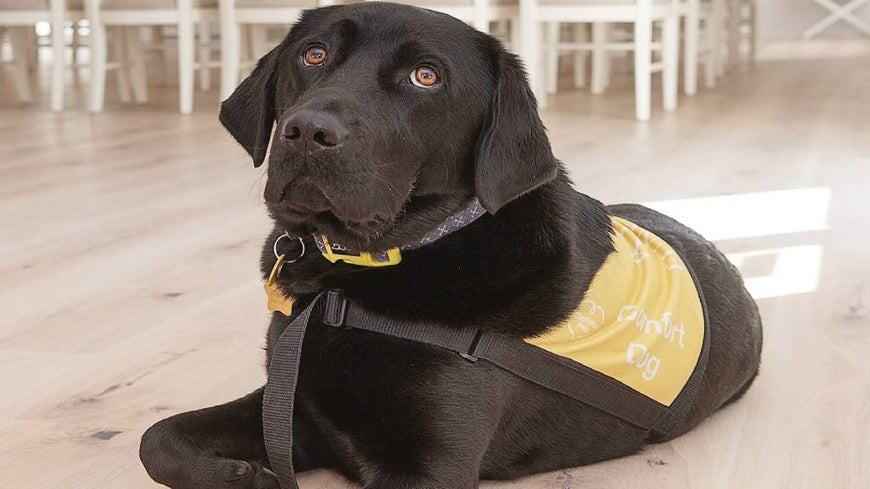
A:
[542,23,591,94]
[544,23,640,96]
[86,0,219,114]
[218,0,320,102]
[1,0,84,111]
[523,0,681,121]
[371,0,519,34]
[682,0,725,95]
[553,0,723,99]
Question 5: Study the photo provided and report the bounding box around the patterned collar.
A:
[312,198,486,267]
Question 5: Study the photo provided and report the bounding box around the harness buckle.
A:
[323,289,348,327]
[458,330,483,363]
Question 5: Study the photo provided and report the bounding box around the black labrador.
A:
[140,3,763,488]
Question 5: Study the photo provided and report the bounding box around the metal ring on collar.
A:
[273,232,306,263]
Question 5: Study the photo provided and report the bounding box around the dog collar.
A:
[311,198,486,267]
[264,198,485,316]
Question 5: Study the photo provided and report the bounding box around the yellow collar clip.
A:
[316,235,402,267]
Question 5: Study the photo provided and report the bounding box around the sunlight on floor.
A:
[643,187,830,299]
[643,187,830,242]
[727,245,824,299]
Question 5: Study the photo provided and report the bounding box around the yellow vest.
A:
[526,217,705,406]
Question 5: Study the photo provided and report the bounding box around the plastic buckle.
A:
[323,289,348,327]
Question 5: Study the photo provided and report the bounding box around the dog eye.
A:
[410,66,439,88]
[303,45,328,66]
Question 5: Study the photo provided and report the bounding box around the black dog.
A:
[140,3,763,488]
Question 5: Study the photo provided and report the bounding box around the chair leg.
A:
[198,19,212,90]
[684,0,700,95]
[709,0,725,80]
[9,27,33,104]
[508,17,520,54]
[219,2,241,101]
[112,29,132,104]
[748,0,757,61]
[49,0,66,111]
[728,0,741,68]
[177,7,196,114]
[469,0,489,33]
[518,6,544,107]
[545,22,559,95]
[703,26,716,89]
[472,16,489,33]
[71,20,81,84]
[715,0,726,76]
[662,14,679,112]
[572,23,587,89]
[250,24,269,59]
[87,0,108,113]
[240,24,252,62]
[533,23,549,107]
[125,27,148,104]
[591,22,609,95]
[634,14,653,121]
[27,27,38,73]
[494,18,510,42]
[151,26,170,86]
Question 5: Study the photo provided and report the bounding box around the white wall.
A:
[759,0,870,41]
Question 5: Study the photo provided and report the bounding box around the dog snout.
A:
[281,111,348,155]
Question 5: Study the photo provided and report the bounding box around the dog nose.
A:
[281,111,348,155]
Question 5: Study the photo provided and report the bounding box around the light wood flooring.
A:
[1,43,869,488]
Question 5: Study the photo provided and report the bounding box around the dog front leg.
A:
[139,388,281,489]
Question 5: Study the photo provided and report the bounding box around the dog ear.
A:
[219,46,281,168]
[475,51,559,214]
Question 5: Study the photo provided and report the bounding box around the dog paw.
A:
[213,460,280,489]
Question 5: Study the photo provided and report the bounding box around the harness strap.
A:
[342,302,669,430]
[263,293,325,489]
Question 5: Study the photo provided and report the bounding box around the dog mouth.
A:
[277,180,333,213]
[266,178,400,246]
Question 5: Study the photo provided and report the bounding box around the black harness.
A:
[263,285,710,489]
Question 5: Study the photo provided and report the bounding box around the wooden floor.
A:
[1,43,869,488]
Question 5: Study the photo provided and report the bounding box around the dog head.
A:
[220,2,557,250]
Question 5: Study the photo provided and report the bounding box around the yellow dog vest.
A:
[526,217,705,406]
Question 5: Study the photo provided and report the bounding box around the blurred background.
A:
[1,1,868,488]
